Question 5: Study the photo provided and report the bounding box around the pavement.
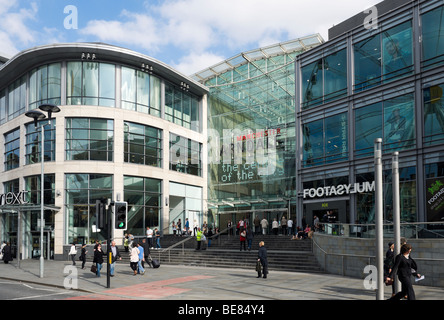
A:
[1,257,444,301]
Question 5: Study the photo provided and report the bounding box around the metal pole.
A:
[374,138,384,300]
[40,125,45,278]
[392,152,401,292]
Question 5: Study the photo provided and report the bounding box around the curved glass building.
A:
[0,43,208,259]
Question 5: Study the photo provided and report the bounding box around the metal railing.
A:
[316,221,444,239]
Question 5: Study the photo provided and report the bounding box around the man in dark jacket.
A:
[257,241,268,278]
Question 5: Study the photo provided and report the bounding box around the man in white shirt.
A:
[146,226,154,249]
[260,217,269,235]
[287,218,293,237]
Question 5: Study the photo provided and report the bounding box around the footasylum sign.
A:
[303,181,375,199]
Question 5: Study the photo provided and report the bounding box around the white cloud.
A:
[171,51,226,75]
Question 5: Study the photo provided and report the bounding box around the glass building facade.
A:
[0,43,207,259]
[296,0,444,228]
[192,36,324,228]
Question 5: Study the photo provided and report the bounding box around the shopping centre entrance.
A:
[217,208,290,234]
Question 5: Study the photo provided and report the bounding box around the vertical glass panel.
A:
[382,21,413,82]
[121,67,136,110]
[383,94,415,152]
[324,49,347,102]
[422,6,444,68]
[136,71,149,108]
[67,62,82,104]
[325,112,348,163]
[150,75,161,117]
[354,34,381,91]
[302,119,323,166]
[355,102,382,158]
[301,59,323,108]
[99,63,115,106]
[83,62,99,104]
[424,84,444,145]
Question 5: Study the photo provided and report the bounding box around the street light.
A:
[25,103,60,278]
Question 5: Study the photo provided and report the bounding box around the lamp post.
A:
[25,104,60,278]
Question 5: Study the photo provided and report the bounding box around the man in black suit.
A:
[387,243,421,300]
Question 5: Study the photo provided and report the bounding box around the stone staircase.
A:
[116,234,323,274]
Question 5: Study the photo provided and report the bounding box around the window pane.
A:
[355,103,382,157]
[382,21,413,81]
[424,84,444,145]
[302,119,323,166]
[422,6,444,67]
[99,63,115,100]
[383,94,415,152]
[325,112,348,163]
[83,62,99,98]
[301,59,323,108]
[324,49,347,102]
[354,34,381,91]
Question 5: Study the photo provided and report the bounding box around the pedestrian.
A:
[246,227,254,251]
[287,217,293,237]
[185,218,190,235]
[136,243,145,275]
[281,216,287,235]
[155,228,161,249]
[384,242,395,297]
[2,242,12,264]
[146,226,153,248]
[196,227,203,250]
[227,220,233,235]
[141,238,152,268]
[0,241,5,260]
[129,242,140,276]
[93,244,106,277]
[80,243,88,269]
[254,215,261,235]
[272,218,279,235]
[260,217,269,235]
[172,221,177,236]
[177,219,182,236]
[124,234,129,252]
[110,241,121,277]
[257,241,268,279]
[68,243,77,266]
[313,215,320,232]
[240,227,247,251]
[207,228,213,247]
[387,243,421,300]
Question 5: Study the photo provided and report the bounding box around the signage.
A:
[426,178,444,222]
[0,191,29,206]
[303,181,375,199]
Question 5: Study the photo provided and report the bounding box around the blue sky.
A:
[0,0,382,75]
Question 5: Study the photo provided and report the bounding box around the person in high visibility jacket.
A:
[196,228,203,250]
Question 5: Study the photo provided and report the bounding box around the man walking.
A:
[257,241,268,279]
[110,241,121,277]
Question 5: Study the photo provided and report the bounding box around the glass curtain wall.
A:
[123,176,162,235]
[169,133,202,177]
[165,83,200,132]
[425,162,444,222]
[29,63,61,109]
[301,48,347,109]
[67,62,115,107]
[25,120,56,164]
[353,20,413,91]
[422,5,444,68]
[4,128,20,171]
[423,84,444,145]
[302,112,348,167]
[123,121,162,167]
[354,93,415,157]
[65,118,114,161]
[121,67,161,117]
[65,173,113,244]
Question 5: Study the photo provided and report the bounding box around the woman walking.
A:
[387,243,421,300]
[93,244,106,277]
[129,243,140,275]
